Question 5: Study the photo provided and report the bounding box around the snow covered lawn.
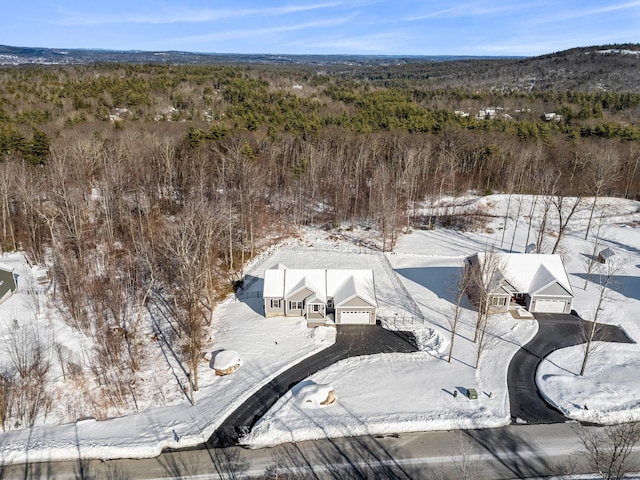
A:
[537,344,640,424]
[245,195,640,448]
[245,250,538,448]
[2,194,640,462]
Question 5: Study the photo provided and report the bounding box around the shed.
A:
[597,248,615,264]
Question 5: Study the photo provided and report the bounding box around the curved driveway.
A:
[210,313,632,447]
[208,324,418,447]
[508,313,633,424]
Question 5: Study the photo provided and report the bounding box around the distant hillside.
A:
[486,44,640,92]
[0,44,518,67]
[349,44,640,92]
[0,43,638,92]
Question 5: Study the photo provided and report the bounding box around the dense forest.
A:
[0,48,639,427]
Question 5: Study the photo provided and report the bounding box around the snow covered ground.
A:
[245,194,640,448]
[1,194,640,462]
[0,264,336,464]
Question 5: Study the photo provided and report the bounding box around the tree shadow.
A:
[580,252,600,262]
[201,444,250,480]
[156,451,203,479]
[573,273,640,301]
[464,427,560,478]
[234,275,264,314]
[395,266,465,305]
[598,236,640,256]
[265,405,417,479]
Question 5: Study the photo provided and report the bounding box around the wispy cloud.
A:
[537,0,640,21]
[60,2,339,26]
[402,1,554,22]
[164,14,358,47]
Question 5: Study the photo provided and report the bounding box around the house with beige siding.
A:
[263,266,377,326]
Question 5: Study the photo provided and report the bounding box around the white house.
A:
[468,253,574,314]
[263,266,377,326]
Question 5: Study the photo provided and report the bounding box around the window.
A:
[490,296,507,307]
[289,301,303,310]
[312,304,320,312]
[270,299,281,308]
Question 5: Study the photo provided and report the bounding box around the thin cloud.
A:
[539,0,640,21]
[403,1,554,21]
[165,14,358,46]
[60,2,339,26]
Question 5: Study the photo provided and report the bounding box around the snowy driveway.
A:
[508,313,632,424]
[208,325,418,447]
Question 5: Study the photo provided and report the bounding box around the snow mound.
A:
[413,327,447,353]
[212,350,241,376]
[295,383,336,409]
[306,325,337,345]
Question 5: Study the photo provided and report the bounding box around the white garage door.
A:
[533,299,567,313]
[339,311,371,324]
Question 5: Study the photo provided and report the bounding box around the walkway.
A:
[208,324,418,447]
[508,313,633,424]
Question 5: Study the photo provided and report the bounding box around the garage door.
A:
[339,311,371,324]
[533,299,567,313]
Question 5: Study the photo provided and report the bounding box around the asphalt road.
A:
[508,313,633,423]
[8,423,640,479]
[208,324,418,447]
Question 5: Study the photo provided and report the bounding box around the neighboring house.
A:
[0,264,18,305]
[467,253,574,314]
[263,266,377,326]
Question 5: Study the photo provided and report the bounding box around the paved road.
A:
[8,423,640,479]
[208,324,418,447]
[508,313,633,423]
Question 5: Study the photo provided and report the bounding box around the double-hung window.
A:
[490,296,506,307]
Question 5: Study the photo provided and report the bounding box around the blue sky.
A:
[3,1,639,56]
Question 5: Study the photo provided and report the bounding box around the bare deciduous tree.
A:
[579,258,624,376]
[447,264,473,363]
[2,320,51,382]
[583,209,608,290]
[1,321,53,428]
[551,194,583,254]
[467,251,506,344]
[156,199,227,403]
[452,432,485,480]
[575,422,640,480]
[582,145,619,239]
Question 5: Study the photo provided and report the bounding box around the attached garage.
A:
[337,310,374,325]
[530,298,571,314]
